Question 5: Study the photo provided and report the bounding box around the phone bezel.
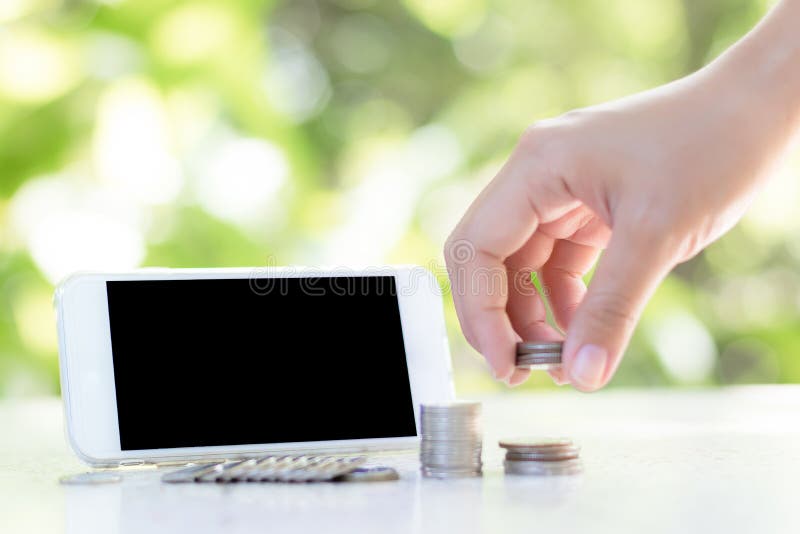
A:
[55,266,454,466]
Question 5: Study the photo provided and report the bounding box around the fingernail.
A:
[569,344,607,390]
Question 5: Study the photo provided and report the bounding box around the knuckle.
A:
[519,121,569,160]
[582,290,638,332]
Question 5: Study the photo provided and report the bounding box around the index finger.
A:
[446,154,578,382]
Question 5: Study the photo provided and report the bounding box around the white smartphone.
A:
[55,266,454,467]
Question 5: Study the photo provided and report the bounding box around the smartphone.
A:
[55,266,454,467]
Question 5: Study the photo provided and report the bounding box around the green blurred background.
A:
[1,0,797,398]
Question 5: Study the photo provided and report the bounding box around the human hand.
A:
[445,19,800,391]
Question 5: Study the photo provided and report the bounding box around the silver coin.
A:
[422,460,482,467]
[421,455,482,463]
[421,421,482,429]
[516,356,562,366]
[421,443,482,451]
[422,469,482,479]
[516,358,562,366]
[421,451,481,456]
[421,402,481,413]
[421,435,482,442]
[422,423,481,437]
[196,460,245,482]
[422,423,481,431]
[516,350,562,358]
[517,341,563,353]
[503,442,578,452]
[421,442,482,450]
[422,434,482,441]
[60,472,122,485]
[504,442,579,453]
[516,352,562,361]
[335,467,399,483]
[504,459,582,474]
[422,430,481,436]
[421,446,482,453]
[424,456,479,463]
[422,421,482,429]
[505,450,580,462]
[215,458,261,482]
[421,412,482,419]
[419,454,482,465]
[422,421,480,430]
[499,437,574,450]
[420,454,481,465]
[162,462,225,483]
[516,352,563,360]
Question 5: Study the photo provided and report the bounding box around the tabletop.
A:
[2,386,800,534]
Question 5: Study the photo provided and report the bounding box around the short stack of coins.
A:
[516,341,563,370]
[500,438,582,476]
[420,401,482,478]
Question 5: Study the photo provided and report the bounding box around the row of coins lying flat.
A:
[161,455,373,483]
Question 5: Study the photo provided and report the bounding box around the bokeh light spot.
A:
[0,27,80,103]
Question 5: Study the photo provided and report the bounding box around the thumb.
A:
[562,220,677,392]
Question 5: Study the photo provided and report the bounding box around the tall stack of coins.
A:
[500,438,582,476]
[516,341,563,369]
[420,401,482,478]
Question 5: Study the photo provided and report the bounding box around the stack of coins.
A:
[500,438,582,476]
[420,401,482,478]
[516,341,563,369]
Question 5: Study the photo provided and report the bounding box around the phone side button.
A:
[120,460,146,467]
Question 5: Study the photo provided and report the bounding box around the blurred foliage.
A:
[1,0,797,398]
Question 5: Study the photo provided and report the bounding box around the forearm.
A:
[709,0,800,142]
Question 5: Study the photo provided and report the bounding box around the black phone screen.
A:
[106,276,417,451]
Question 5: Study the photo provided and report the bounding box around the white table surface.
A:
[2,387,800,534]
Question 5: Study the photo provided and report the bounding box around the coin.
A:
[516,352,562,361]
[516,341,563,353]
[422,403,480,411]
[499,437,574,450]
[505,449,580,462]
[162,462,225,483]
[420,401,482,478]
[335,467,399,483]
[504,460,582,476]
[500,436,582,476]
[421,467,482,479]
[516,341,563,369]
[162,456,368,483]
[60,472,122,485]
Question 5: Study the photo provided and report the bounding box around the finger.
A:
[547,367,570,385]
[568,217,612,249]
[446,149,578,382]
[540,240,599,387]
[540,240,601,331]
[504,232,561,386]
[562,219,676,392]
[538,206,595,240]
